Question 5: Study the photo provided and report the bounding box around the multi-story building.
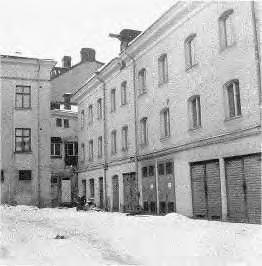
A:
[0,55,55,206]
[49,48,103,206]
[74,1,261,224]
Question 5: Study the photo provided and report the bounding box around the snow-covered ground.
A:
[0,205,261,266]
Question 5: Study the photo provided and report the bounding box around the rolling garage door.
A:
[225,153,261,224]
[191,160,221,220]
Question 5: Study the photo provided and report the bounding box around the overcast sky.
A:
[0,0,176,66]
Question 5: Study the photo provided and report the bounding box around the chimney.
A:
[109,29,141,52]
[62,56,71,68]
[80,48,96,63]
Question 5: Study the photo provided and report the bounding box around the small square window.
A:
[56,118,62,127]
[19,170,32,181]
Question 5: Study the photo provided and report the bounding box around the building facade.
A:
[74,1,261,224]
[0,55,55,206]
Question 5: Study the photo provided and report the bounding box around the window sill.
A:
[51,156,62,159]
[224,115,242,122]
[15,107,32,111]
[14,151,32,154]
[185,63,198,72]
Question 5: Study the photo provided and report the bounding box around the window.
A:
[51,137,62,157]
[121,126,128,151]
[185,34,197,69]
[142,167,148,177]
[97,98,102,120]
[81,110,85,129]
[64,119,69,128]
[149,165,155,176]
[15,128,31,152]
[111,88,116,112]
[121,81,127,105]
[88,140,94,161]
[160,108,170,138]
[15,86,31,109]
[140,117,148,145]
[158,163,165,175]
[111,130,117,155]
[89,178,95,198]
[88,105,93,124]
[98,136,103,158]
[19,170,32,181]
[63,94,71,110]
[138,68,147,94]
[166,162,173,175]
[225,80,241,118]
[65,142,78,156]
[219,9,235,50]
[189,95,201,129]
[81,143,85,162]
[56,118,62,127]
[158,54,168,85]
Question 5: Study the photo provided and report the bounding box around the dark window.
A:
[142,167,148,177]
[138,68,147,94]
[166,162,173,175]
[19,170,32,180]
[160,201,166,214]
[225,80,241,118]
[15,128,31,152]
[143,201,149,212]
[64,119,69,128]
[56,118,62,127]
[64,142,78,166]
[50,102,60,110]
[15,86,31,109]
[168,202,175,213]
[51,176,58,183]
[189,95,201,129]
[158,163,165,175]
[150,202,156,213]
[158,54,168,85]
[89,178,95,198]
[148,165,155,176]
[121,81,127,105]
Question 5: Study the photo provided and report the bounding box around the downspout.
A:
[124,52,140,207]
[95,74,108,210]
[36,60,41,207]
[251,1,262,126]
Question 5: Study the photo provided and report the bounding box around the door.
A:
[99,177,104,208]
[51,176,59,207]
[123,172,139,212]
[191,160,221,220]
[61,179,71,203]
[82,180,86,198]
[112,175,119,211]
[225,154,261,223]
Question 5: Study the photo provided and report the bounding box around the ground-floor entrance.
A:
[112,175,119,211]
[123,172,139,212]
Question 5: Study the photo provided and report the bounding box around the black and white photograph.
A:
[0,1,261,265]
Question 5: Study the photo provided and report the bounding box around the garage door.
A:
[225,153,261,224]
[191,160,221,220]
[123,172,139,212]
[112,175,119,211]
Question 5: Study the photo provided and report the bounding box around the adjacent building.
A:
[0,55,55,206]
[73,1,262,223]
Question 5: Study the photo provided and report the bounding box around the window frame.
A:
[121,81,127,106]
[89,178,95,198]
[64,119,69,128]
[111,88,116,112]
[138,68,147,94]
[80,110,85,129]
[88,139,94,161]
[121,126,128,152]
[81,143,85,162]
[15,128,31,153]
[185,33,197,70]
[188,95,202,130]
[18,170,32,181]
[97,98,103,120]
[111,130,117,155]
[160,108,171,139]
[15,85,31,109]
[140,117,148,145]
[56,118,62,127]
[158,54,168,86]
[98,136,103,158]
[51,138,62,157]
[88,104,93,125]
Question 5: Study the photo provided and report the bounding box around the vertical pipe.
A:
[219,158,227,221]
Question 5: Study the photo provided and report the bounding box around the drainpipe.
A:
[124,52,140,207]
[95,74,108,210]
[36,60,41,207]
[251,1,262,126]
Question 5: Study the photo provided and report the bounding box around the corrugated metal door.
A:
[61,179,71,203]
[123,172,139,212]
[99,177,104,209]
[191,160,221,220]
[226,154,261,223]
[112,175,119,211]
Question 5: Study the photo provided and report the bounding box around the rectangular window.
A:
[81,143,85,162]
[138,68,146,94]
[65,142,78,156]
[190,96,201,129]
[121,126,128,151]
[185,34,197,69]
[140,118,148,145]
[98,136,103,158]
[15,86,31,109]
[64,119,69,128]
[166,162,173,175]
[111,130,117,155]
[111,89,116,112]
[19,170,32,181]
[88,105,93,124]
[56,118,62,127]
[51,137,62,157]
[226,80,241,118]
[142,167,148,178]
[148,165,155,176]
[81,110,85,129]
[158,54,168,85]
[97,98,102,120]
[88,140,94,161]
[89,178,95,198]
[121,81,127,105]
[15,128,31,152]
[161,108,170,138]
[158,163,165,176]
[219,10,235,50]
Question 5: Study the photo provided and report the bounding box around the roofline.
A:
[0,54,55,62]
